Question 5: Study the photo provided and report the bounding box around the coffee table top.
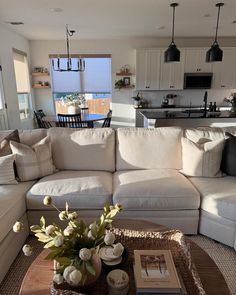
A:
[19,220,230,295]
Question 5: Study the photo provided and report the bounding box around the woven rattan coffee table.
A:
[19,219,230,295]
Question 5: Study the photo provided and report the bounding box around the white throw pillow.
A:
[181,137,225,177]
[0,154,18,184]
[10,136,55,182]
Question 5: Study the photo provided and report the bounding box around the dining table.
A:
[42,113,107,128]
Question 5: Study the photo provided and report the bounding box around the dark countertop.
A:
[140,110,234,119]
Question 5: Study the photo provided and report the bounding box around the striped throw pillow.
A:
[0,154,18,184]
[10,136,56,182]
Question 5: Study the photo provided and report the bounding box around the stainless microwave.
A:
[184,73,213,89]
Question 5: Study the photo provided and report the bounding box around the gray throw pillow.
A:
[221,132,236,176]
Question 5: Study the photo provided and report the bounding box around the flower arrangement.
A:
[224,93,236,116]
[13,196,122,288]
[61,93,86,107]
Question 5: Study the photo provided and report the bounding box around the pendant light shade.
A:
[206,3,224,63]
[165,3,180,62]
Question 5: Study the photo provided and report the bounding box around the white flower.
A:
[22,244,33,256]
[45,225,55,235]
[43,196,52,206]
[79,248,92,261]
[63,226,74,236]
[89,223,98,231]
[59,211,67,221]
[69,269,82,286]
[63,266,76,283]
[53,235,64,247]
[104,232,115,245]
[113,242,124,257]
[87,230,95,240]
[53,273,64,285]
[13,221,24,233]
[68,212,78,220]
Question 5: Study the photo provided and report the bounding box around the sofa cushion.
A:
[0,129,20,156]
[0,154,17,184]
[26,170,113,210]
[181,137,224,177]
[10,136,55,182]
[190,177,236,221]
[47,128,115,172]
[113,169,200,210]
[116,127,183,171]
[19,129,47,146]
[0,181,35,243]
[221,133,236,176]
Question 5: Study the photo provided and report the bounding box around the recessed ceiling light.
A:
[8,22,24,25]
[51,7,63,13]
[232,20,236,24]
[157,26,165,30]
[204,13,211,17]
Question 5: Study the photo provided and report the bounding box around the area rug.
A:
[0,235,235,295]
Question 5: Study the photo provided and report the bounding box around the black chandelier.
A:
[206,3,224,63]
[164,3,180,63]
[52,24,85,72]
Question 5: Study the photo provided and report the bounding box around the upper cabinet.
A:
[184,49,212,73]
[136,49,161,91]
[212,49,236,89]
[160,49,185,90]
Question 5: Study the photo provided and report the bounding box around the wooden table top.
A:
[19,220,230,295]
[42,114,107,123]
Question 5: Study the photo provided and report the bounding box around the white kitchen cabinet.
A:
[184,48,212,73]
[160,49,185,90]
[212,49,236,89]
[136,49,161,90]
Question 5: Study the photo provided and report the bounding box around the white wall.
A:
[30,37,236,127]
[0,24,34,130]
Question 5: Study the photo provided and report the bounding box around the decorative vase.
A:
[53,254,102,293]
[67,105,81,114]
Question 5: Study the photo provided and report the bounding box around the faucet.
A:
[203,91,208,118]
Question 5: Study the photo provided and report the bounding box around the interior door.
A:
[0,66,9,130]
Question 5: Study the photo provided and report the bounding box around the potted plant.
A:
[61,93,86,114]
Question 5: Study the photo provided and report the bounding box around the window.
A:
[50,55,112,114]
[13,50,31,119]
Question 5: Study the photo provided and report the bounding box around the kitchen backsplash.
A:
[135,89,236,108]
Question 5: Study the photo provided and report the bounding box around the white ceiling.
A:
[0,0,236,40]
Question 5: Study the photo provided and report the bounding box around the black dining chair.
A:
[34,110,52,129]
[57,113,90,128]
[102,110,112,128]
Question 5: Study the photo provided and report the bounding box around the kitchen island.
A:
[139,108,236,128]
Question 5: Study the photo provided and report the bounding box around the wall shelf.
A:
[116,73,134,76]
[32,85,50,89]
[32,72,50,76]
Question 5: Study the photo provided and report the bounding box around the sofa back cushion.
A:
[185,126,236,143]
[47,128,115,172]
[19,129,47,146]
[116,127,183,170]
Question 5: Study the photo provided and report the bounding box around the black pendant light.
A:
[206,3,224,63]
[165,3,180,62]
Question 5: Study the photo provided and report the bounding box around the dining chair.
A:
[57,113,90,128]
[34,110,52,129]
[102,109,112,128]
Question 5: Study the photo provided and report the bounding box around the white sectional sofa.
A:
[0,126,236,283]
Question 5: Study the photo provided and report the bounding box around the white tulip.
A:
[63,266,76,284]
[59,211,67,221]
[13,221,24,233]
[69,269,82,286]
[63,226,74,236]
[54,235,64,247]
[113,242,124,257]
[68,212,78,220]
[87,230,95,240]
[53,273,64,285]
[45,225,55,235]
[43,196,52,206]
[104,232,115,245]
[79,248,92,261]
[22,244,33,256]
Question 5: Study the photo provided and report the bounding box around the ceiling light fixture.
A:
[9,22,24,25]
[206,3,224,63]
[164,3,180,63]
[52,24,85,72]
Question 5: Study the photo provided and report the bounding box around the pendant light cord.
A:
[214,3,224,44]
[172,5,175,44]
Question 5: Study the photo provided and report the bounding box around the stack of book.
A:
[133,250,187,295]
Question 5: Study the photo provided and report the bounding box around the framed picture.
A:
[123,77,130,86]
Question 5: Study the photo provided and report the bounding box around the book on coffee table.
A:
[133,250,182,294]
